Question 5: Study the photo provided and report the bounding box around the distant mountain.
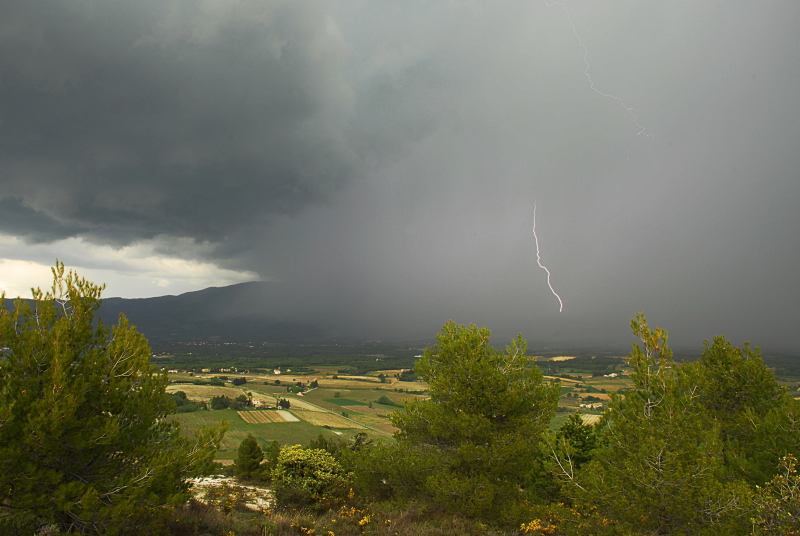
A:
[5,282,327,343]
[98,281,326,343]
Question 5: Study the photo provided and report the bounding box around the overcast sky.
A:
[1,1,798,351]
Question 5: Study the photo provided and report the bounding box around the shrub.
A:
[376,394,394,406]
[271,446,352,509]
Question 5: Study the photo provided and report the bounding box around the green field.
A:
[169,375,413,460]
[324,398,367,406]
[171,409,383,460]
[169,368,642,457]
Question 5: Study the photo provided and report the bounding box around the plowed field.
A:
[579,414,602,426]
[238,411,294,423]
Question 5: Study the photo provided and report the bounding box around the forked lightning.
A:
[533,204,564,312]
[543,0,653,138]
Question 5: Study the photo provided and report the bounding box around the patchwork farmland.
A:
[168,360,637,459]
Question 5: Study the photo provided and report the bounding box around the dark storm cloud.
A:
[234,0,800,351]
[0,196,82,243]
[2,1,799,352]
[0,0,356,244]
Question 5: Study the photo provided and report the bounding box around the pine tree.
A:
[689,336,800,485]
[0,263,225,535]
[388,321,560,523]
[234,433,264,479]
[564,314,750,535]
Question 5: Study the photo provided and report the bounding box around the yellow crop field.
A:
[393,380,429,390]
[314,379,380,389]
[580,414,602,426]
[293,410,365,429]
[283,396,325,412]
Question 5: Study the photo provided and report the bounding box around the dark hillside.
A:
[99,282,325,343]
[4,282,326,343]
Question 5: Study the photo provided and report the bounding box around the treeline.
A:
[149,341,420,374]
[168,390,207,413]
[211,316,800,535]
[540,354,626,376]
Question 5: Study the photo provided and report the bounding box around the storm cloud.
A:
[1,1,799,352]
[0,0,356,243]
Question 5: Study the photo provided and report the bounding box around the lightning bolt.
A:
[543,1,654,139]
[533,204,564,312]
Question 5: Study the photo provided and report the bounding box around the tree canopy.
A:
[547,313,800,535]
[0,263,224,535]
[234,433,264,480]
[369,321,560,524]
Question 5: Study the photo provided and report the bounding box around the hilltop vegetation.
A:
[0,263,225,535]
[2,265,800,535]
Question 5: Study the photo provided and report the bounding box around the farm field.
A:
[168,365,647,455]
[237,410,297,424]
[171,409,380,460]
[292,410,365,429]
[324,398,367,407]
[548,356,577,362]
[580,414,603,426]
[350,413,396,434]
[166,384,245,400]
[167,352,800,455]
[343,405,393,415]
[168,372,422,459]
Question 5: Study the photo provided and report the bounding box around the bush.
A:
[397,369,418,382]
[210,395,232,410]
[271,446,353,510]
[376,395,394,406]
[169,391,205,412]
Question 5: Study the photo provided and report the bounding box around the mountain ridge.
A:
[5,281,327,343]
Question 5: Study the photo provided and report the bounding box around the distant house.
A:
[604,372,618,378]
[273,369,281,375]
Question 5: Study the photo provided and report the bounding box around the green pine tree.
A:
[387,320,560,524]
[562,313,750,535]
[688,336,800,485]
[0,262,225,535]
[234,433,264,479]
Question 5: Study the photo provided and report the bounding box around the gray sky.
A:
[1,0,798,351]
